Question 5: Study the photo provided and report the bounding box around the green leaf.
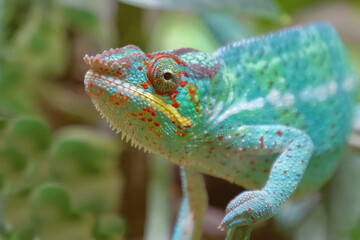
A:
[225,226,252,240]
[53,139,104,174]
[31,183,71,214]
[350,219,360,240]
[8,117,51,152]
[0,146,28,172]
[51,126,121,176]
[92,215,125,240]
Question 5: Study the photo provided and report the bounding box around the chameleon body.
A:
[84,23,358,239]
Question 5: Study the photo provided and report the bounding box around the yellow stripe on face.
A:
[142,92,193,128]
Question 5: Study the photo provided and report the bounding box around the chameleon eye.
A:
[163,71,173,81]
[149,57,181,94]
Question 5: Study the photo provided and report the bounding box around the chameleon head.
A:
[84,45,219,152]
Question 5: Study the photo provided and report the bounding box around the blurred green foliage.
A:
[0,0,125,239]
[0,118,124,240]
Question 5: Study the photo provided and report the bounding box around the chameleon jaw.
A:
[84,70,193,128]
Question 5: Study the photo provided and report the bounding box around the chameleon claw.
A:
[217,224,226,231]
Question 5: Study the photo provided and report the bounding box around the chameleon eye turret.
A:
[148,56,181,95]
[84,24,359,240]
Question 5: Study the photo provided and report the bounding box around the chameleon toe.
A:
[221,190,275,228]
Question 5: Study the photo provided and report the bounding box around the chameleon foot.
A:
[220,190,276,229]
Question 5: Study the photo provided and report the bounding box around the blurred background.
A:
[1,0,360,239]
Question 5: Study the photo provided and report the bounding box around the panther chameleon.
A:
[83,23,359,239]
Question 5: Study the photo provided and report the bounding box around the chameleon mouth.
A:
[84,70,192,128]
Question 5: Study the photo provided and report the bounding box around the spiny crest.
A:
[83,45,144,76]
[94,45,144,61]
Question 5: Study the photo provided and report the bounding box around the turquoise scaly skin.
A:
[83,23,359,239]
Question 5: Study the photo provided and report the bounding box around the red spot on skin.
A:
[235,133,239,137]
[179,80,188,87]
[218,136,223,140]
[210,147,215,150]
[226,146,231,150]
[172,101,180,108]
[182,71,188,77]
[185,151,189,154]
[148,118,152,122]
[188,85,196,94]
[284,171,287,174]
[301,160,304,164]
[108,95,115,102]
[288,148,292,151]
[154,122,160,127]
[151,112,156,116]
[115,102,120,105]
[132,113,137,117]
[175,130,186,137]
[141,117,146,121]
[141,82,148,89]
[296,174,301,177]
[297,145,301,148]
[251,216,255,221]
[139,113,143,116]
[250,161,254,165]
[248,208,252,211]
[277,131,282,136]
[260,137,264,148]
[138,66,142,70]
[168,91,178,100]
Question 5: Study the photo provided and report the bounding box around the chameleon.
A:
[83,23,359,239]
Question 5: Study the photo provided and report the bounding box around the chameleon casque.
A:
[84,23,359,239]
